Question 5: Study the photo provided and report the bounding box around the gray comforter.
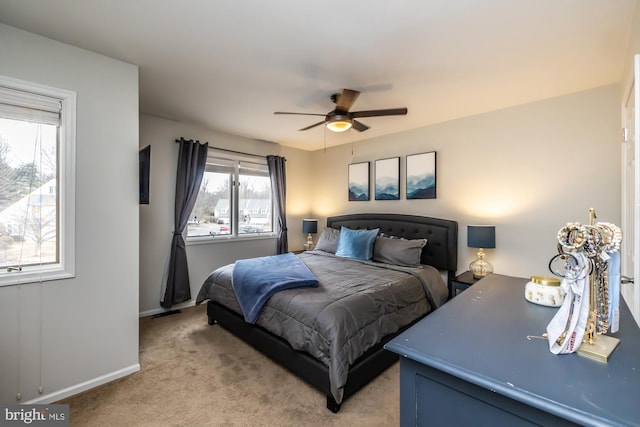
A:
[196,250,448,404]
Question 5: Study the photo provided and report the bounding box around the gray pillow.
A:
[372,236,427,267]
[314,227,340,253]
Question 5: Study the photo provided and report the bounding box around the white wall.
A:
[622,2,640,89]
[0,24,139,403]
[310,85,621,279]
[139,114,312,315]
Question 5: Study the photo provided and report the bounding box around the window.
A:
[186,149,273,241]
[0,75,76,286]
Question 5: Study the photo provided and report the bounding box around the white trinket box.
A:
[525,276,565,307]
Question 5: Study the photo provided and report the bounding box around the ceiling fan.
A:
[274,88,408,133]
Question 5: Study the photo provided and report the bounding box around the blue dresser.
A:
[385,274,640,426]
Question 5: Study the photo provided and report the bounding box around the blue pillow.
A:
[335,227,380,260]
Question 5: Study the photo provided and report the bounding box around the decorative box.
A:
[525,276,564,307]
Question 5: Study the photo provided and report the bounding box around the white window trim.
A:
[0,75,76,287]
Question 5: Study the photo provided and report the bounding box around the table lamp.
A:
[467,225,496,279]
[302,219,318,250]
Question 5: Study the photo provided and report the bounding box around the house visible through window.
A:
[0,118,57,267]
[0,76,76,286]
[187,150,274,240]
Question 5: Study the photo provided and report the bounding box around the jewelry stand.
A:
[576,208,620,362]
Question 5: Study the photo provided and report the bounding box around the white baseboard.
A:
[138,300,196,318]
[25,363,141,404]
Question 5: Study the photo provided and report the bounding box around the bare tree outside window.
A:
[0,118,58,268]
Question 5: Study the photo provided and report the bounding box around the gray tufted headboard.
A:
[326,213,458,281]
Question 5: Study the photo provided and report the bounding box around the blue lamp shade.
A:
[467,225,496,249]
[302,219,318,234]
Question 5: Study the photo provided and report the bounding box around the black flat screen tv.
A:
[139,145,150,204]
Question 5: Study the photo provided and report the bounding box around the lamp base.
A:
[304,233,314,251]
[469,248,493,279]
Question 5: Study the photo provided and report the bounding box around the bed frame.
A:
[206,213,458,412]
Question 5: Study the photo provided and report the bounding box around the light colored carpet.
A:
[59,304,400,426]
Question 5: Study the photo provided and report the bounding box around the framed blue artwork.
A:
[375,157,400,200]
[406,151,436,199]
[348,162,370,201]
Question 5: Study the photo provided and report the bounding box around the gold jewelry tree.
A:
[577,209,620,361]
[556,208,622,362]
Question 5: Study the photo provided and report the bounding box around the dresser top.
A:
[386,274,640,427]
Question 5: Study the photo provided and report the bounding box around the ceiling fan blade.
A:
[335,89,360,112]
[274,112,326,117]
[298,120,326,131]
[350,108,408,118]
[352,120,369,132]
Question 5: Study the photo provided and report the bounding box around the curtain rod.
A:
[175,138,267,160]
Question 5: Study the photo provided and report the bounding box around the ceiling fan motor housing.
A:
[327,113,351,122]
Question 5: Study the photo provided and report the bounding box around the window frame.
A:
[0,75,76,287]
[186,149,276,245]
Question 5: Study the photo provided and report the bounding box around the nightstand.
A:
[450,271,481,298]
[291,250,305,254]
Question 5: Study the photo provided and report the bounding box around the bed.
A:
[196,213,458,412]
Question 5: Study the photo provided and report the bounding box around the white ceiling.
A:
[0,0,637,151]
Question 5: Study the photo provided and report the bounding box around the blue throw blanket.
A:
[232,252,319,323]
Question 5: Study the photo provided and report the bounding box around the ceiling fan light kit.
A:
[325,115,352,132]
[274,88,407,133]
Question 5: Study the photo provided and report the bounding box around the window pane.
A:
[187,154,274,241]
[238,173,272,235]
[187,171,231,237]
[0,118,58,268]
